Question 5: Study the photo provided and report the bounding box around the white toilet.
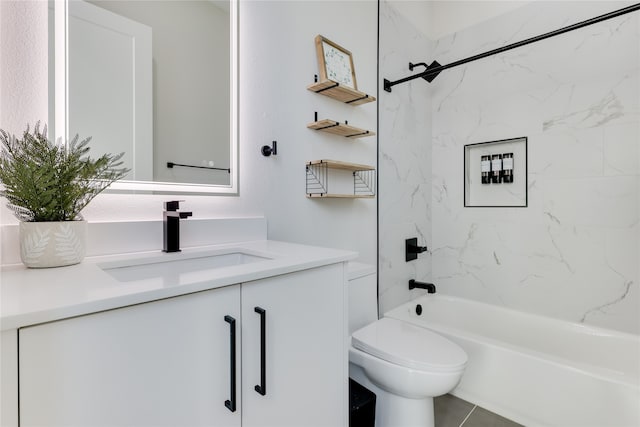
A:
[348,263,467,427]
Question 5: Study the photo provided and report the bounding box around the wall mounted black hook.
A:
[261,141,277,157]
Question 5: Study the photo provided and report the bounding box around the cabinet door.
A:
[19,286,241,427]
[241,263,347,427]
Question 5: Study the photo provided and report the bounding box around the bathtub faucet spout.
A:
[409,280,436,293]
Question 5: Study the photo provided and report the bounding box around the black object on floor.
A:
[349,379,376,427]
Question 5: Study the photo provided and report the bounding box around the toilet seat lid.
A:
[351,317,467,373]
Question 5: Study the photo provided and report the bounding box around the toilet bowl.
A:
[348,263,467,427]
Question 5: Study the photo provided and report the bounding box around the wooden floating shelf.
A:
[305,160,376,199]
[307,119,375,139]
[307,80,376,105]
[306,160,375,172]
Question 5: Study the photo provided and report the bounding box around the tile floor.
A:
[434,394,523,427]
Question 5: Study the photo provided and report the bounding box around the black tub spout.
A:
[409,280,436,294]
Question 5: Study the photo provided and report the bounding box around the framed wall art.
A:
[315,35,358,90]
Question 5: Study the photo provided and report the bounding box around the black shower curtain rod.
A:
[383,3,640,92]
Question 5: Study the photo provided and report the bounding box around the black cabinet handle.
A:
[224,315,237,412]
[254,307,266,396]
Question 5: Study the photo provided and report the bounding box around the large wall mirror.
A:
[53,0,238,195]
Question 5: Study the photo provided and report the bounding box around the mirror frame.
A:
[53,0,239,195]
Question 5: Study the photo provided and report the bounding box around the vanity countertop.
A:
[1,240,357,331]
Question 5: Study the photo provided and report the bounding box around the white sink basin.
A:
[100,250,272,283]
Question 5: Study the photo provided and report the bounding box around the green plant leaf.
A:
[0,122,131,222]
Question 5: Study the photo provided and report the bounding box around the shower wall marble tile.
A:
[430,1,640,334]
[378,0,433,314]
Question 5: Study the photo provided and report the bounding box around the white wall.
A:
[378,0,433,313]
[430,1,639,334]
[427,0,534,39]
[239,0,378,262]
[0,1,49,138]
[0,0,378,266]
[389,0,534,41]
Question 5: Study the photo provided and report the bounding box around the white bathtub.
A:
[385,295,640,427]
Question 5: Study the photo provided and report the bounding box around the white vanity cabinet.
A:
[241,263,346,427]
[16,263,346,427]
[19,285,242,427]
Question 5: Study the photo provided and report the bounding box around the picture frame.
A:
[315,35,358,90]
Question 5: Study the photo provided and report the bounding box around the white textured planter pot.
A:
[20,220,87,268]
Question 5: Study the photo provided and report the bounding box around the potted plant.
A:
[0,122,129,268]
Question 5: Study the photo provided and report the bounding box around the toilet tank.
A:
[348,262,377,335]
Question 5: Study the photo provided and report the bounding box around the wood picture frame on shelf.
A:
[315,35,358,90]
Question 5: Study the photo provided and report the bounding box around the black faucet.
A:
[409,279,436,294]
[163,200,192,253]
